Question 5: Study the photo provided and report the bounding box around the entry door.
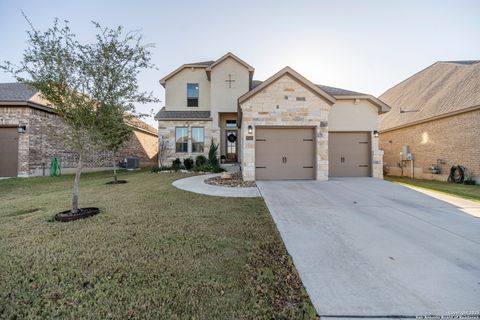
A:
[0,127,19,177]
[329,132,371,177]
[225,130,237,161]
[255,128,315,180]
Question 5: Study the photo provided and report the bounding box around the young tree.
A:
[1,17,156,213]
[85,22,157,183]
[158,136,173,168]
[95,108,133,183]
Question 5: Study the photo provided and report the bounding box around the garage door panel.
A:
[0,128,19,177]
[329,132,371,177]
[255,128,315,180]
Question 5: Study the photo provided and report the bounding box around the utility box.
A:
[125,157,139,170]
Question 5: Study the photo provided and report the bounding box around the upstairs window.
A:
[175,127,188,153]
[187,83,199,107]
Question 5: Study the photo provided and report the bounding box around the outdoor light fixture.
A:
[248,125,253,134]
[17,124,26,133]
[373,130,379,138]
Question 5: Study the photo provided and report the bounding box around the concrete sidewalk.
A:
[172,174,260,198]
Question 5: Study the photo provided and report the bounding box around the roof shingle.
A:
[155,107,211,120]
[379,60,480,131]
[0,83,38,102]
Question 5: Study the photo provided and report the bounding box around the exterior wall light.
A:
[373,130,379,138]
[18,124,27,133]
[248,125,253,135]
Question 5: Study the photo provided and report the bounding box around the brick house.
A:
[0,83,158,177]
[379,61,480,182]
[155,52,390,181]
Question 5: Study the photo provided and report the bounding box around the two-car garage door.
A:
[255,128,371,180]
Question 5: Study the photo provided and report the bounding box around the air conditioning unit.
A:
[125,157,140,170]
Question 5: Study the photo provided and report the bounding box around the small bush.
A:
[172,158,182,171]
[195,155,207,167]
[195,163,225,173]
[183,158,194,170]
[150,165,172,173]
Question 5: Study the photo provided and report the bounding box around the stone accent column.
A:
[372,149,384,179]
[316,120,329,181]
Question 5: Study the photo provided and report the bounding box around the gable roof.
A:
[125,116,158,136]
[238,66,337,105]
[379,60,480,131]
[205,52,254,81]
[0,83,38,102]
[160,52,254,86]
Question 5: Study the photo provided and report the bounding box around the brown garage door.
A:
[0,127,19,177]
[329,132,371,177]
[255,128,315,180]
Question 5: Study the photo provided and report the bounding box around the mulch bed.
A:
[55,207,100,222]
[205,171,256,188]
[105,180,128,185]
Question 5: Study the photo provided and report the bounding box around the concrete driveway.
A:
[257,178,480,318]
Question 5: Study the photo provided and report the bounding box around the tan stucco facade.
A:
[210,57,250,127]
[164,68,211,111]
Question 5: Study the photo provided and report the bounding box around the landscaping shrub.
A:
[172,158,182,171]
[195,155,207,167]
[183,158,194,170]
[208,140,220,167]
[150,165,172,173]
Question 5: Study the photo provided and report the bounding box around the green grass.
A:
[0,170,316,319]
[385,176,480,202]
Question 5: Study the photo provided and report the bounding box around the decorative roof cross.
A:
[225,74,235,88]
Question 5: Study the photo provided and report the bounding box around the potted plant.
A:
[464,170,476,185]
[221,155,226,163]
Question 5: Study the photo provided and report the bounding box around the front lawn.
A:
[385,176,480,202]
[0,170,315,319]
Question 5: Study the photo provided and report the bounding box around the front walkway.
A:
[257,178,480,317]
[172,174,260,198]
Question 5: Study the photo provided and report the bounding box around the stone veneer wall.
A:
[380,109,480,182]
[239,74,331,181]
[157,119,218,165]
[0,106,158,177]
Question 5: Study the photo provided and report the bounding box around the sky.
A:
[1,0,479,126]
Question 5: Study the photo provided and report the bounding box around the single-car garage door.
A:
[329,132,371,177]
[0,127,19,177]
[255,128,315,180]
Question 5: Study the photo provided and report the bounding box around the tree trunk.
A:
[112,151,118,182]
[72,153,83,214]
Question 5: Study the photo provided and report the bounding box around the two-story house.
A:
[155,52,391,181]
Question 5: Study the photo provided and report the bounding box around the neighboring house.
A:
[155,52,390,181]
[379,61,480,182]
[0,83,158,177]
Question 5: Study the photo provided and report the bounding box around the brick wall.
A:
[118,129,158,167]
[0,106,158,176]
[380,109,480,181]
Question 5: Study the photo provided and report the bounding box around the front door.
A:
[226,130,237,162]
